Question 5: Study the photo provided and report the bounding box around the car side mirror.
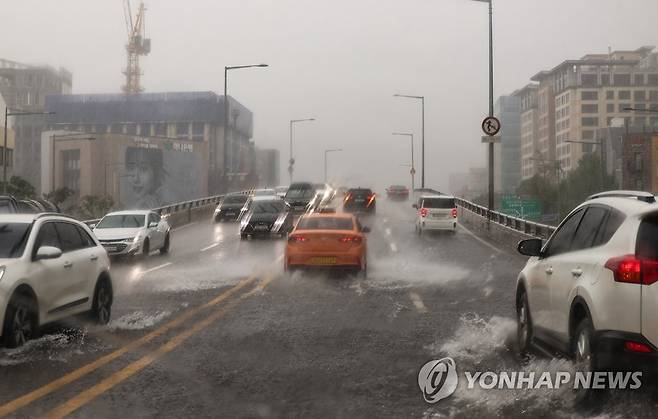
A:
[517,239,543,257]
[89,223,97,229]
[149,222,158,228]
[361,226,371,233]
[35,246,62,261]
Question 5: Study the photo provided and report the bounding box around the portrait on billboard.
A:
[119,145,201,209]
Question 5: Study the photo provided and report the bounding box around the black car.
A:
[214,194,249,221]
[343,188,376,214]
[240,198,294,239]
[284,182,316,213]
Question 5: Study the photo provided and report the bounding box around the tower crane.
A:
[122,0,150,93]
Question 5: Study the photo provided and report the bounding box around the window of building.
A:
[154,123,166,137]
[634,74,645,86]
[581,91,598,100]
[649,74,658,86]
[582,117,599,127]
[614,74,631,86]
[176,122,189,139]
[192,122,204,141]
[650,117,658,129]
[581,104,598,113]
[634,103,646,110]
[606,103,615,113]
[601,75,611,86]
[619,90,631,100]
[581,73,598,87]
[606,90,614,100]
[650,91,658,101]
[62,149,80,193]
[634,117,647,126]
[634,90,646,101]
[125,124,137,135]
[582,143,594,153]
[635,152,643,171]
[139,123,151,137]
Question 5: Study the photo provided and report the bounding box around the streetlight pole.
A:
[223,64,268,192]
[394,94,425,188]
[3,108,55,194]
[324,148,342,183]
[289,118,316,184]
[393,132,415,190]
[471,0,495,212]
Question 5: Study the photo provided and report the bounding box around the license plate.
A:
[225,212,234,216]
[310,257,336,265]
[354,199,365,203]
[432,213,445,219]
[104,245,117,252]
[254,225,269,231]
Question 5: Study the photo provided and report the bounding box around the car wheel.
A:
[91,278,113,325]
[141,239,150,259]
[516,290,533,355]
[160,234,170,254]
[573,318,596,372]
[3,292,38,348]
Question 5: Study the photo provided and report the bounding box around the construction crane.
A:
[122,0,150,93]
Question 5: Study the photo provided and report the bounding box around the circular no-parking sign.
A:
[481,116,501,136]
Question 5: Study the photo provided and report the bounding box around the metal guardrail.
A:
[83,189,254,226]
[455,197,557,240]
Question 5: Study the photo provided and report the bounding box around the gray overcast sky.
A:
[1,0,656,191]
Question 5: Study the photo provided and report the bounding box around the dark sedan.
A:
[240,198,294,239]
[214,194,249,221]
[343,188,376,215]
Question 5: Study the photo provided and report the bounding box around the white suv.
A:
[413,195,458,235]
[0,213,112,347]
[93,210,171,257]
[516,191,658,371]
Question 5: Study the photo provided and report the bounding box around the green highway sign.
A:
[500,195,541,221]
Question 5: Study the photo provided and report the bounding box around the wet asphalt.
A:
[1,199,656,418]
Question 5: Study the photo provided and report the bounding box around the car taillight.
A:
[420,208,428,218]
[288,236,308,243]
[367,194,376,206]
[338,236,362,244]
[451,208,458,218]
[344,193,352,203]
[604,255,658,285]
[625,341,653,353]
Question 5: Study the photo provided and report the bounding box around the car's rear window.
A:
[637,213,658,259]
[348,189,372,198]
[423,197,455,209]
[0,223,31,258]
[251,201,285,214]
[297,217,354,230]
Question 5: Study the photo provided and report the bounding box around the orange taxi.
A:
[285,212,369,275]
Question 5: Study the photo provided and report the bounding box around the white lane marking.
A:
[409,292,427,313]
[390,242,398,252]
[457,222,502,254]
[140,262,173,276]
[200,243,219,252]
[385,227,392,236]
[173,222,198,231]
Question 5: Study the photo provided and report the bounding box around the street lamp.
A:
[223,63,268,190]
[470,0,495,212]
[3,108,55,194]
[324,148,342,183]
[289,118,316,183]
[392,132,415,190]
[394,94,425,188]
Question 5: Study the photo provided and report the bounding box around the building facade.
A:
[256,148,280,187]
[493,95,522,193]
[514,84,539,180]
[45,92,254,195]
[621,132,658,193]
[0,58,72,190]
[529,46,658,175]
[0,92,15,184]
[41,131,208,209]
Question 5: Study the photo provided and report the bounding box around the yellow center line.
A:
[42,270,281,419]
[0,271,262,418]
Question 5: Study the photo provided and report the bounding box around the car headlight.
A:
[122,237,135,243]
[0,266,5,282]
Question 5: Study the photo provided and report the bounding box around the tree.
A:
[1,176,36,199]
[78,195,114,219]
[43,187,74,207]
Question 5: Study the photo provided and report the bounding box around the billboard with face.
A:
[119,143,202,209]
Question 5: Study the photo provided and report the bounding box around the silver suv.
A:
[0,213,112,347]
[516,191,658,371]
